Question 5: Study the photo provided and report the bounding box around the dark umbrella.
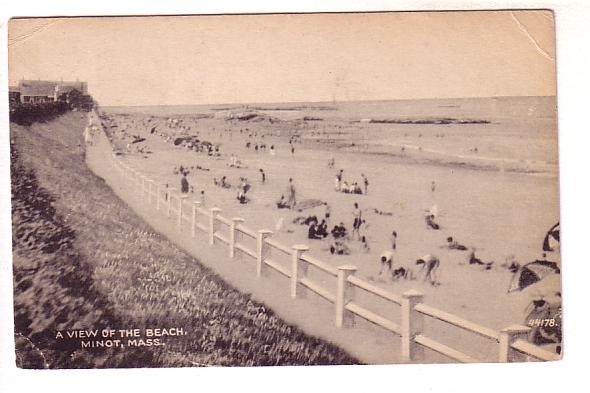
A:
[543,222,560,252]
[508,260,560,292]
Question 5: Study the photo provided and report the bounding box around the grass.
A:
[11,112,360,368]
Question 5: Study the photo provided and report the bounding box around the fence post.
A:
[141,176,147,200]
[191,201,201,238]
[156,184,162,211]
[209,208,222,245]
[291,245,310,299]
[178,195,188,229]
[335,265,357,328]
[499,325,531,362]
[401,290,425,362]
[256,230,273,277]
[148,180,154,204]
[229,218,245,258]
[167,188,175,217]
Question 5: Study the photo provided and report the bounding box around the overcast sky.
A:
[8,11,556,106]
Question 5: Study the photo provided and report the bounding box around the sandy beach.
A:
[101,96,560,360]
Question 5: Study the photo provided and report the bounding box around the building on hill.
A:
[17,79,88,104]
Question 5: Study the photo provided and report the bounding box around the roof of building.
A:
[18,80,87,97]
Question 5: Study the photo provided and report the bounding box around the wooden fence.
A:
[104,139,560,364]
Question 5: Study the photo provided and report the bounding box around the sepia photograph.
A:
[6,10,564,370]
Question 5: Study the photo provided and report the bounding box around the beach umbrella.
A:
[507,260,560,292]
[542,222,560,252]
[522,273,561,301]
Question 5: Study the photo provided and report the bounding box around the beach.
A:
[101,96,560,360]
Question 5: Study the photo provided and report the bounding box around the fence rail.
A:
[103,124,560,364]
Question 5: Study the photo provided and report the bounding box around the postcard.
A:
[8,10,561,368]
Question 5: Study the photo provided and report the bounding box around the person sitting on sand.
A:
[276,195,289,209]
[379,250,394,276]
[237,190,248,204]
[446,236,467,251]
[343,181,354,194]
[425,213,440,230]
[468,248,494,270]
[416,254,441,286]
[180,173,189,194]
[331,222,348,239]
[330,238,351,255]
[317,219,329,238]
[352,182,363,195]
[392,265,415,281]
[308,223,323,240]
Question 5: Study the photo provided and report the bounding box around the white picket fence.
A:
[101,131,560,364]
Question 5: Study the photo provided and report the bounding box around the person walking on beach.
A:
[352,202,363,240]
[391,230,398,251]
[362,174,369,195]
[287,178,297,209]
[259,168,266,183]
[335,169,344,191]
[180,174,189,194]
[323,202,331,227]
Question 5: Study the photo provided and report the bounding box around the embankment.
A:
[10,112,359,368]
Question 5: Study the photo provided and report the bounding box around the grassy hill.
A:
[11,112,359,368]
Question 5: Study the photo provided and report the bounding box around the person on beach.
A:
[431,181,436,193]
[259,168,266,183]
[331,222,348,239]
[323,202,331,226]
[200,190,205,205]
[335,169,343,191]
[362,174,369,195]
[379,250,394,276]
[286,178,297,209]
[391,231,398,251]
[425,213,440,230]
[276,195,289,209]
[361,235,371,253]
[270,145,275,156]
[416,254,441,286]
[180,174,189,194]
[392,265,415,281]
[446,236,468,251]
[352,203,363,240]
[330,238,350,255]
[316,219,329,238]
[308,223,323,240]
[468,248,494,270]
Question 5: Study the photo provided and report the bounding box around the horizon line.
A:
[100,94,557,108]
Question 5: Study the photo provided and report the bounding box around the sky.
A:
[8,11,556,106]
